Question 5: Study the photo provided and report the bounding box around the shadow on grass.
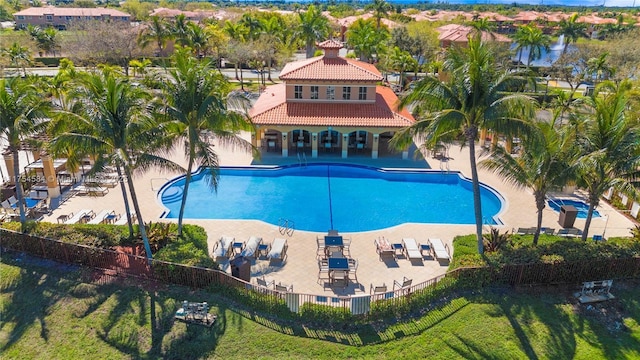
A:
[81,275,228,359]
[0,255,79,352]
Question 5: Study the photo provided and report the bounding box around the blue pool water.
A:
[159,164,504,232]
[547,199,601,218]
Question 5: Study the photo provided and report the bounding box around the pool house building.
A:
[249,40,415,159]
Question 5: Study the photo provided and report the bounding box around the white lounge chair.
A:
[212,236,234,259]
[402,238,422,260]
[86,210,115,225]
[113,214,136,225]
[64,209,94,224]
[267,238,288,262]
[7,196,18,206]
[76,185,109,196]
[429,238,451,262]
[241,236,262,258]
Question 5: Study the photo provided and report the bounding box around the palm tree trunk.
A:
[267,57,273,83]
[240,66,245,91]
[124,165,153,259]
[116,164,134,238]
[582,201,596,241]
[177,153,195,237]
[12,150,27,227]
[467,130,484,254]
[533,193,545,245]
[517,49,524,70]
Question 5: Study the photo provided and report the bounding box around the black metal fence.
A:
[2,228,639,316]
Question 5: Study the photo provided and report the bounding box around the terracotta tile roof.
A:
[317,39,343,49]
[279,56,383,82]
[336,13,400,29]
[14,6,130,17]
[437,24,511,43]
[250,84,414,128]
[149,7,216,20]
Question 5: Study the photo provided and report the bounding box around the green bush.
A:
[153,224,215,268]
[1,221,130,247]
[299,303,354,325]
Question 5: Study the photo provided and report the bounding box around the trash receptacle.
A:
[558,205,578,228]
[230,256,251,282]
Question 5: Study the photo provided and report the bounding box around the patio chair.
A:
[113,214,136,225]
[370,283,387,295]
[241,236,262,258]
[212,236,234,259]
[256,276,274,289]
[428,238,451,262]
[393,277,412,292]
[317,259,330,281]
[402,238,422,260]
[347,258,358,282]
[64,209,94,224]
[375,237,394,261]
[275,283,293,292]
[342,237,352,256]
[267,238,288,263]
[330,270,348,288]
[7,196,18,206]
[86,209,115,225]
[316,236,325,258]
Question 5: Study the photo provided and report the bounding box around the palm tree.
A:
[186,22,211,58]
[0,77,50,227]
[50,70,180,257]
[389,47,415,89]
[514,24,551,70]
[223,21,248,80]
[294,5,330,58]
[171,14,191,47]
[586,52,615,85]
[573,81,640,241]
[365,0,392,30]
[480,121,574,245]
[138,16,172,57]
[346,18,389,63]
[238,12,263,42]
[2,42,32,77]
[159,50,255,237]
[557,13,587,55]
[393,37,535,254]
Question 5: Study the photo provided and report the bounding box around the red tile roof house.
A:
[13,7,131,30]
[249,39,415,160]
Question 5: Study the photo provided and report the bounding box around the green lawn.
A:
[1,255,638,359]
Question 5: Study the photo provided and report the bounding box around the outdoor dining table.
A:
[324,235,343,256]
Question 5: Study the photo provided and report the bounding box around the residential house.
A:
[13,7,131,30]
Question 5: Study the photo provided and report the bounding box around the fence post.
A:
[38,237,46,258]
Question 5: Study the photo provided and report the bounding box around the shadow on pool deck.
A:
[252,150,432,169]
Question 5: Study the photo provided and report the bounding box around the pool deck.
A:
[39,134,637,296]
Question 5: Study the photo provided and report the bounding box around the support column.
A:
[41,153,60,198]
[372,134,379,159]
[479,128,488,147]
[491,132,499,150]
[341,134,348,158]
[505,138,513,154]
[3,153,15,184]
[252,131,260,148]
[311,133,318,158]
[281,132,288,157]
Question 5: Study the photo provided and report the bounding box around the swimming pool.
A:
[158,164,504,232]
[547,199,601,219]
